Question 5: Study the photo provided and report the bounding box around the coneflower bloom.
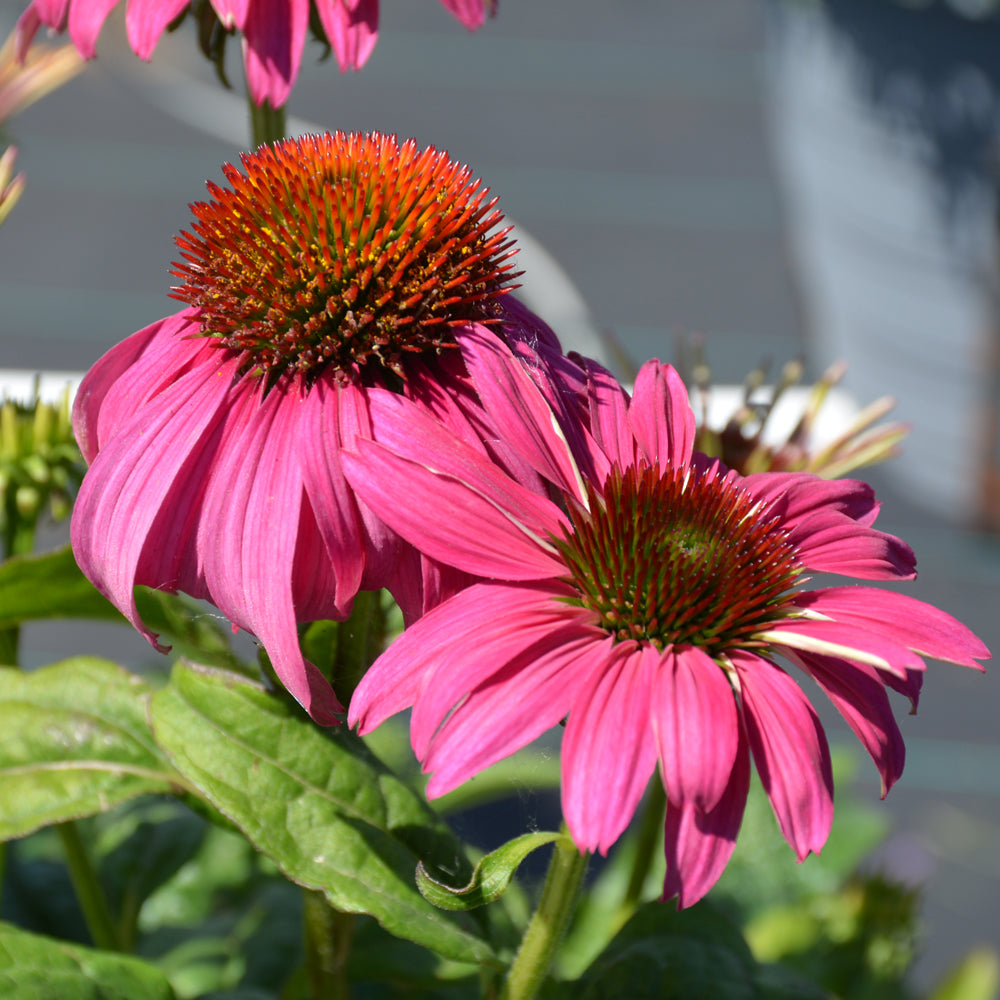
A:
[343,342,989,905]
[70,130,567,725]
[16,0,493,108]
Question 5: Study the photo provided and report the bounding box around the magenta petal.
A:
[582,357,636,470]
[314,0,378,70]
[765,618,925,678]
[210,0,250,28]
[627,361,696,474]
[197,377,342,724]
[458,326,585,501]
[424,627,602,797]
[348,581,578,733]
[438,0,486,30]
[791,650,905,796]
[662,733,750,908]
[241,0,308,107]
[733,651,833,860]
[125,0,190,57]
[796,587,989,669]
[744,473,881,527]
[785,515,916,580]
[67,0,118,56]
[652,646,739,812]
[562,641,659,854]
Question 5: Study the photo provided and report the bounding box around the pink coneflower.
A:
[16,0,494,108]
[344,341,989,905]
[70,130,567,726]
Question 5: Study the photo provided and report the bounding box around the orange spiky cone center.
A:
[555,463,803,654]
[171,131,518,378]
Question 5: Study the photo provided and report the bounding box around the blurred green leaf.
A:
[149,662,496,967]
[930,947,1000,1000]
[0,545,119,630]
[417,831,562,911]
[0,921,176,999]
[0,658,180,840]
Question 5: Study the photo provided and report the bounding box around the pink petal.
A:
[733,650,833,860]
[197,375,342,724]
[627,361,696,474]
[457,326,585,501]
[67,0,119,56]
[314,0,378,70]
[438,0,486,30]
[784,515,916,580]
[209,0,250,29]
[562,641,659,854]
[581,357,635,470]
[662,733,750,908]
[651,646,739,812]
[762,618,926,678]
[790,650,905,797]
[241,0,309,108]
[880,667,924,714]
[16,6,46,56]
[424,626,604,797]
[125,0,190,57]
[743,473,881,527]
[348,581,578,733]
[796,587,989,670]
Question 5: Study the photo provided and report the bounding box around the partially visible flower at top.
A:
[16,0,495,108]
[692,355,910,480]
[1,379,85,557]
[0,24,83,224]
[70,130,570,726]
[343,343,989,906]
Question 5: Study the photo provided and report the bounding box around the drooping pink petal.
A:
[581,357,635,470]
[438,0,487,30]
[209,0,250,29]
[761,618,926,678]
[125,0,190,58]
[783,515,916,580]
[298,378,365,617]
[458,325,586,501]
[71,355,239,650]
[424,626,605,797]
[880,666,924,714]
[733,650,833,861]
[743,472,881,527]
[651,645,739,812]
[562,641,659,854]
[348,581,579,734]
[197,374,342,724]
[16,5,46,56]
[66,0,119,57]
[796,587,989,669]
[662,733,750,908]
[241,0,309,108]
[627,360,696,474]
[789,650,905,797]
[409,591,592,760]
[314,0,378,71]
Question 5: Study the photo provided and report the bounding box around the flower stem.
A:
[621,778,666,916]
[56,821,120,951]
[303,889,354,1000]
[248,96,287,147]
[500,828,588,1000]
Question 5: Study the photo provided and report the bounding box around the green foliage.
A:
[0,658,179,839]
[0,921,177,1000]
[148,661,496,967]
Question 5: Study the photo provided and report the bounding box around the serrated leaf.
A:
[0,658,181,839]
[0,545,120,630]
[149,663,496,967]
[0,921,177,1000]
[551,902,760,1000]
[417,831,563,911]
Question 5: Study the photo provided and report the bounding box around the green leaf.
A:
[149,662,496,967]
[417,831,562,911]
[0,658,180,839]
[552,901,761,1000]
[0,921,176,1000]
[0,545,120,630]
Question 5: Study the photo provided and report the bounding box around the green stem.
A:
[248,96,287,147]
[303,889,354,1000]
[56,822,120,951]
[500,828,588,1000]
[620,779,666,917]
